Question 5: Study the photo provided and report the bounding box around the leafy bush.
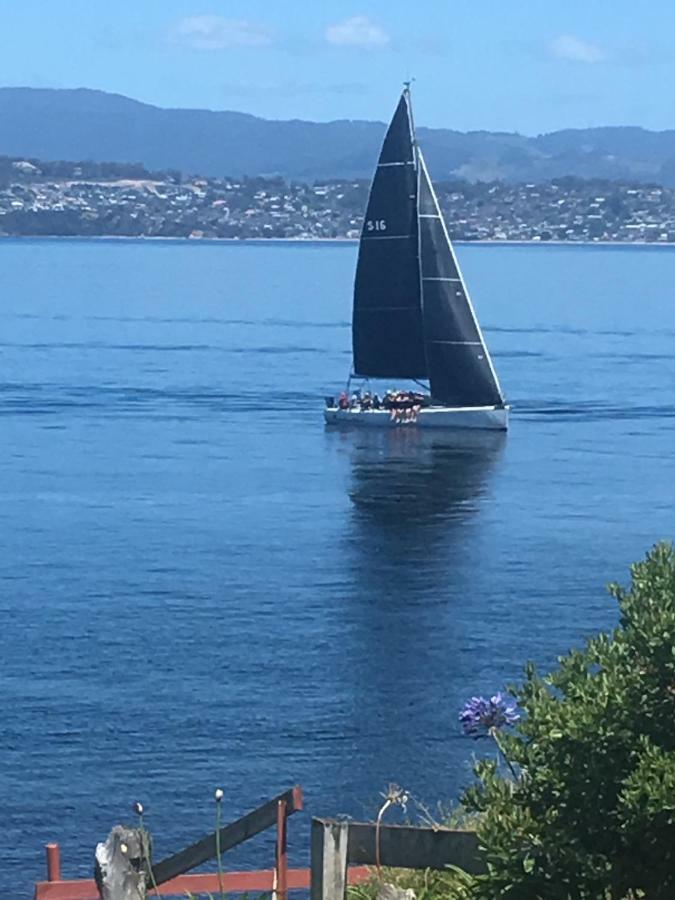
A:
[463,542,675,899]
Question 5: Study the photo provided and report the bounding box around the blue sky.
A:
[2,0,674,133]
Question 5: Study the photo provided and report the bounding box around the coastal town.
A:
[2,156,675,243]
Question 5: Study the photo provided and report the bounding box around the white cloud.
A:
[170,16,273,50]
[551,34,606,64]
[325,16,389,49]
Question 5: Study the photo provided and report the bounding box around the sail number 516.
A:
[366,219,387,232]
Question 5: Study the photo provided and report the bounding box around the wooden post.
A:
[94,826,149,900]
[45,844,61,882]
[310,819,349,900]
[275,799,288,900]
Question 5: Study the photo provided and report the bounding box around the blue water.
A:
[2,238,675,897]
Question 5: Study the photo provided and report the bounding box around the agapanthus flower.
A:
[459,692,519,739]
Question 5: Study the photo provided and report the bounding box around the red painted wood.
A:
[276,799,288,900]
[291,784,304,812]
[45,844,61,882]
[34,865,372,900]
[35,880,99,900]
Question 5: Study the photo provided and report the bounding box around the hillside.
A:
[2,87,675,185]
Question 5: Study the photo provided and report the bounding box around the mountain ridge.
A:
[2,86,675,185]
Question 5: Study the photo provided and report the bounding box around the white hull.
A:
[324,405,509,431]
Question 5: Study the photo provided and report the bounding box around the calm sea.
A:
[1,238,675,897]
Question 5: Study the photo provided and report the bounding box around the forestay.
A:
[417,151,504,407]
[352,92,427,378]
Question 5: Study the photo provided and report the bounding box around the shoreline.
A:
[2,233,675,249]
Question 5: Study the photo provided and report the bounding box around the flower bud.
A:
[214,788,224,802]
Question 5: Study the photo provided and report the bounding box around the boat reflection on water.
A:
[343,424,506,658]
[346,427,505,559]
[332,428,506,796]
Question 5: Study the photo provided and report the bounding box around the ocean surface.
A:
[2,238,675,897]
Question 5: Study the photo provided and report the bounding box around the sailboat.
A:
[324,86,508,431]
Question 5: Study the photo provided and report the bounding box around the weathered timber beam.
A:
[310,818,486,900]
[150,786,303,887]
[311,820,349,900]
[346,822,486,875]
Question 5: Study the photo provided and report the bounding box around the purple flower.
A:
[459,692,519,739]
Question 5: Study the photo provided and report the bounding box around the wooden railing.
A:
[34,796,484,900]
[34,788,372,900]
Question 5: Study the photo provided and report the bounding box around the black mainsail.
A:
[351,87,504,409]
[352,92,426,378]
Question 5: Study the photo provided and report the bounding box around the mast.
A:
[403,79,416,145]
[407,81,430,387]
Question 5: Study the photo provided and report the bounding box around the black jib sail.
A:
[352,91,427,378]
[417,150,504,407]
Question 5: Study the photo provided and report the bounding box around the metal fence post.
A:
[45,844,61,882]
[275,798,288,900]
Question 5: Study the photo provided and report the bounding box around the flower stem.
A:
[490,727,519,780]
[375,799,392,880]
[139,824,160,899]
[215,800,225,900]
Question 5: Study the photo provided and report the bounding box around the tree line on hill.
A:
[4,87,675,185]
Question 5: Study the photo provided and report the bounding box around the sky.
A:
[1,0,675,134]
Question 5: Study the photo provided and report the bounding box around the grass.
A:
[347,865,475,900]
[346,802,481,900]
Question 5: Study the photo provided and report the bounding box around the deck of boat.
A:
[324,405,509,430]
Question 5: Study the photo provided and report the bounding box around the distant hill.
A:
[3,87,675,185]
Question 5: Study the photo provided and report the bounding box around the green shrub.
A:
[463,542,675,899]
